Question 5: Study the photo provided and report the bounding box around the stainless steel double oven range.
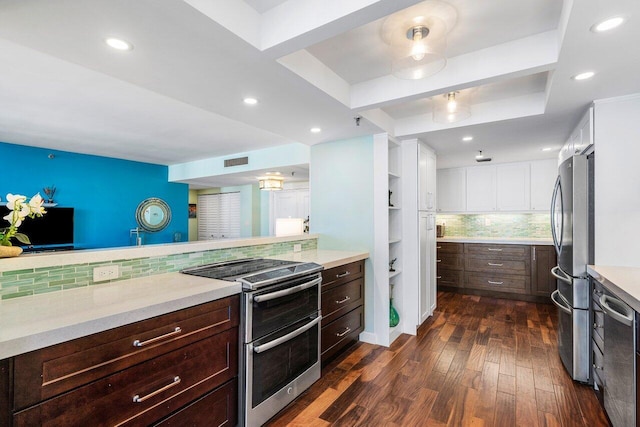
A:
[182,258,323,426]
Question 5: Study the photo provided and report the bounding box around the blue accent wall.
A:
[0,142,188,249]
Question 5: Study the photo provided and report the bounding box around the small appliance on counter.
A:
[436,224,444,238]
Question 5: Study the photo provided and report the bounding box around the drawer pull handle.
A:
[133,376,181,403]
[487,248,503,251]
[436,259,441,263]
[593,364,603,371]
[336,271,351,278]
[335,296,351,304]
[594,289,603,296]
[594,323,603,329]
[436,246,442,249]
[488,263,503,267]
[133,327,182,347]
[336,327,352,338]
[488,281,504,285]
[436,276,442,279]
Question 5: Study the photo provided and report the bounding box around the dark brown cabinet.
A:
[3,296,240,427]
[320,260,365,365]
[437,242,555,301]
[436,242,464,288]
[530,245,557,297]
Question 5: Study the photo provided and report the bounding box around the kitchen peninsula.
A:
[0,234,368,426]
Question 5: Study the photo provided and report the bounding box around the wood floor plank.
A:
[267,292,608,427]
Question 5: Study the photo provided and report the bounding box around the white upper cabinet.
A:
[530,159,557,211]
[419,144,437,211]
[496,163,530,211]
[466,166,496,211]
[436,168,466,212]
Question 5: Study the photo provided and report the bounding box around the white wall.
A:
[594,93,640,267]
[310,136,375,335]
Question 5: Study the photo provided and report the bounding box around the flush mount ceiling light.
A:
[433,91,471,123]
[105,37,133,51]
[381,1,457,80]
[243,97,258,105]
[591,16,625,33]
[462,136,473,142]
[542,147,554,152]
[572,71,595,81]
[310,127,321,133]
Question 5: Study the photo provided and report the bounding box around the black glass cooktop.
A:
[181,258,297,281]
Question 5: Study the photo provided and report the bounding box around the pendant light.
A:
[381,1,457,80]
[433,91,471,123]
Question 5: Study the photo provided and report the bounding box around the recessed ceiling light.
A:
[572,71,595,81]
[310,127,321,133]
[243,97,258,105]
[462,136,473,142]
[541,147,553,152]
[591,16,625,33]
[105,37,133,51]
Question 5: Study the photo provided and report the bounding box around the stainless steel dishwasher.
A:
[600,288,637,427]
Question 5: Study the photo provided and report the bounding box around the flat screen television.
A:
[0,206,74,248]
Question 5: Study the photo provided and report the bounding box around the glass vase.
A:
[389,284,400,327]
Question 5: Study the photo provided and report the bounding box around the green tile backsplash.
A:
[0,238,317,300]
[437,214,551,239]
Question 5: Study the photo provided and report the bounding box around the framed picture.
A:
[188,203,197,219]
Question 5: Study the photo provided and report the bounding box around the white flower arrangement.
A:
[0,193,46,246]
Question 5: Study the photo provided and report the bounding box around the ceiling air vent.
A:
[224,157,248,167]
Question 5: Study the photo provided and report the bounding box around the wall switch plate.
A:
[293,244,302,252]
[93,265,119,282]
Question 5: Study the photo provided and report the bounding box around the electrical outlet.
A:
[293,244,302,253]
[93,265,119,282]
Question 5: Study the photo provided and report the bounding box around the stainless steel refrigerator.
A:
[550,154,593,383]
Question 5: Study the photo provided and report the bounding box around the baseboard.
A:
[358,331,377,345]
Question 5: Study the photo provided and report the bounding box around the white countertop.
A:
[588,265,640,313]
[437,237,554,245]
[0,249,368,359]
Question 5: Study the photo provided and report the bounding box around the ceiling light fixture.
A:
[475,150,492,162]
[243,97,258,105]
[381,1,457,80]
[572,71,595,81]
[259,176,284,191]
[433,91,471,123]
[462,136,473,142]
[105,37,133,51]
[310,127,321,133]
[591,16,625,33]
[541,147,553,152]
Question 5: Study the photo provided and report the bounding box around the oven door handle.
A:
[252,316,322,354]
[252,277,322,303]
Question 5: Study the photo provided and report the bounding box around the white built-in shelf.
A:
[389,238,402,245]
[388,171,400,179]
[389,270,401,279]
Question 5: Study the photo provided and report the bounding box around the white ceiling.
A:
[0,0,638,187]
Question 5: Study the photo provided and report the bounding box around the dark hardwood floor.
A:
[267,291,609,426]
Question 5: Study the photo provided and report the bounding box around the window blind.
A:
[197,192,241,240]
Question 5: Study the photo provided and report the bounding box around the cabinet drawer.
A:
[437,253,464,271]
[465,273,529,294]
[153,378,237,427]
[465,257,529,275]
[321,277,364,325]
[592,342,604,389]
[321,306,364,364]
[436,242,463,254]
[593,309,604,346]
[322,261,364,289]
[437,269,463,288]
[465,244,530,259]
[14,329,238,427]
[14,296,239,410]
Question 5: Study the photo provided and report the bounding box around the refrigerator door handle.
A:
[550,175,563,256]
[551,266,572,285]
[600,295,634,327]
[551,290,572,315]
